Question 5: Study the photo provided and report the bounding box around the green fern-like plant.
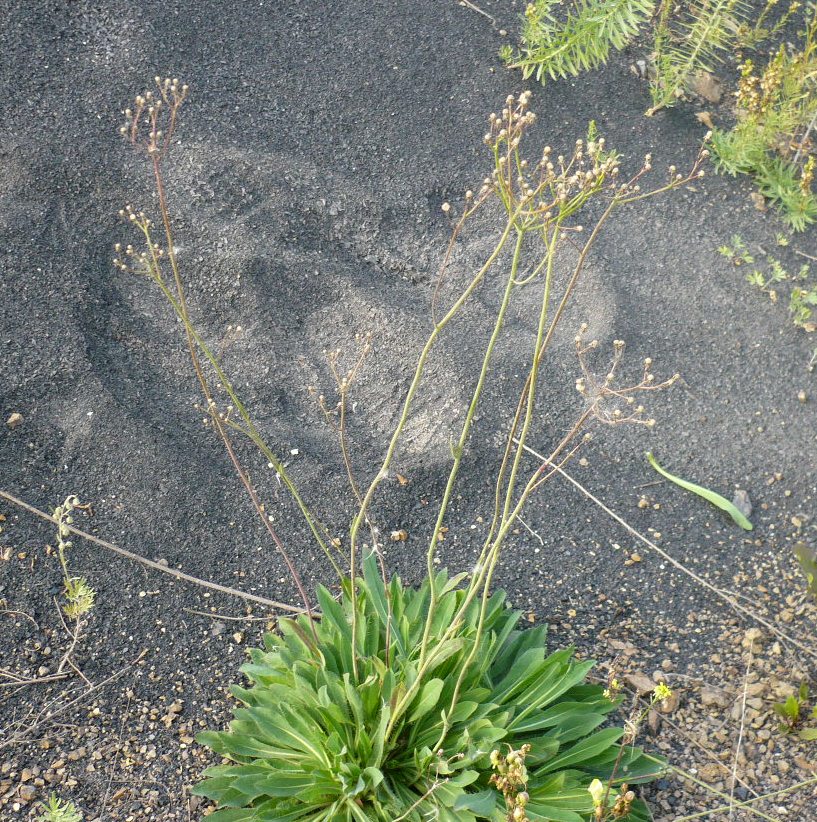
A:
[755,157,817,231]
[711,9,817,232]
[506,0,656,82]
[36,794,83,822]
[193,556,661,821]
[709,120,776,176]
[649,0,748,113]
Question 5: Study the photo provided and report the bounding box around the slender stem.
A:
[348,214,516,562]
[388,409,591,741]
[500,223,561,524]
[142,238,343,579]
[0,490,307,613]
[404,203,621,739]
[208,408,319,641]
[140,172,339,574]
[347,208,521,670]
[485,199,617,553]
[417,228,526,668]
[431,193,491,326]
[147,158,319,629]
[335,384,393,664]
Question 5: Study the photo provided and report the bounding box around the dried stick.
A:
[0,490,306,614]
[515,445,817,663]
[729,655,752,820]
[0,651,145,750]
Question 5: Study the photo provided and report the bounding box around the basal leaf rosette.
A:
[193,559,660,821]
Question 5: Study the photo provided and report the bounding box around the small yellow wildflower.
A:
[653,683,672,702]
[587,778,605,809]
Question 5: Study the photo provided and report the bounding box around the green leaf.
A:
[424,637,465,671]
[646,452,753,530]
[362,552,407,659]
[203,810,260,822]
[195,573,662,819]
[512,0,656,83]
[508,659,596,729]
[316,586,352,642]
[408,678,445,723]
[452,789,498,814]
[536,727,624,774]
[649,0,748,112]
[794,543,817,596]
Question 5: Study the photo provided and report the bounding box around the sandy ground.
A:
[1,0,816,819]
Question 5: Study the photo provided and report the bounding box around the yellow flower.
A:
[654,683,672,702]
[603,678,622,701]
[587,778,605,808]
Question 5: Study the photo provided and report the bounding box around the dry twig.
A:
[515,443,817,663]
[0,489,306,614]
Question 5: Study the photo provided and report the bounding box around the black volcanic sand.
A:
[1,1,816,819]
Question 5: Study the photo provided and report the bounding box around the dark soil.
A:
[1,1,816,820]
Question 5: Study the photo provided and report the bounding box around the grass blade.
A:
[646,452,753,531]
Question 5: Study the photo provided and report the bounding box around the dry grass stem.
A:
[516,443,817,663]
[0,490,307,615]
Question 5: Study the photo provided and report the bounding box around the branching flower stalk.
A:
[117,79,704,670]
[116,80,350,635]
[116,208,321,639]
[52,495,95,683]
[116,84,706,816]
[593,682,675,819]
[378,96,707,739]
[119,82,341,580]
[308,336,391,667]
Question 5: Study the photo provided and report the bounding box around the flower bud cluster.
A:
[459,94,705,232]
[574,324,679,428]
[53,495,80,546]
[113,206,163,276]
[611,784,636,819]
[481,92,622,224]
[119,77,189,156]
[52,495,96,620]
[489,744,531,821]
[588,776,637,820]
[603,676,623,702]
[308,332,374,429]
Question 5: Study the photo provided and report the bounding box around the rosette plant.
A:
[193,559,659,821]
[113,81,707,820]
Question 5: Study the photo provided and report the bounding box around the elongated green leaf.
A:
[524,805,584,822]
[510,700,603,734]
[535,727,624,774]
[508,659,595,729]
[196,572,662,819]
[647,451,753,530]
[362,551,407,659]
[424,637,465,672]
[197,730,284,760]
[204,810,259,822]
[452,789,498,814]
[491,623,545,679]
[316,586,352,640]
[794,542,817,596]
[408,678,445,723]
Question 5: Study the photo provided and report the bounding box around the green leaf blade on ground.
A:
[646,452,753,531]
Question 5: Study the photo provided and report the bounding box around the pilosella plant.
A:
[114,82,706,821]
